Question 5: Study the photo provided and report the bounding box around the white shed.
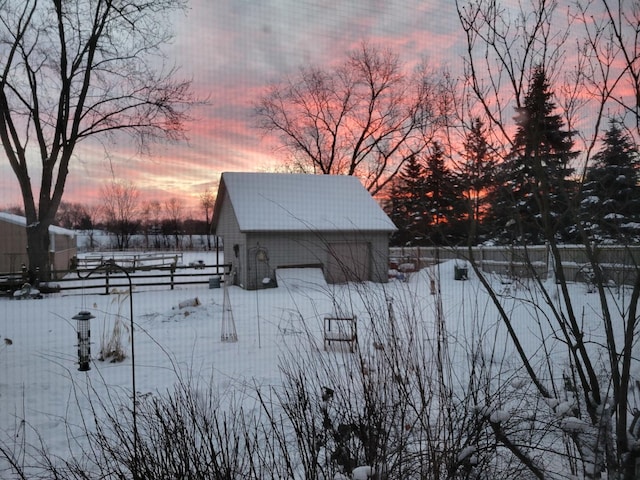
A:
[212,172,396,289]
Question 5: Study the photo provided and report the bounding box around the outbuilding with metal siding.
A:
[212,172,396,289]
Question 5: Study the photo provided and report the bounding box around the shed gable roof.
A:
[0,212,76,236]
[214,173,396,233]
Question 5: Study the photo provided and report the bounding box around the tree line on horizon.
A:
[5,63,639,251]
[2,185,216,252]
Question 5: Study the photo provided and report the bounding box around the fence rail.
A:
[74,252,185,271]
[0,262,231,295]
[390,244,640,285]
[3,245,640,294]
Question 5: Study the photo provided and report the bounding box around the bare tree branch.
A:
[0,0,196,277]
[255,42,446,196]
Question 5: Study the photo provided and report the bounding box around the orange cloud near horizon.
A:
[1,1,467,215]
[1,1,633,220]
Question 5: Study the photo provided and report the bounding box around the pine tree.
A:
[581,120,640,241]
[491,66,578,244]
[387,154,430,245]
[387,143,465,245]
[423,142,463,244]
[457,118,498,243]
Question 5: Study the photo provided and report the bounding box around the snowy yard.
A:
[0,251,635,478]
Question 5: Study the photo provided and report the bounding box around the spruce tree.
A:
[423,142,462,244]
[387,154,430,245]
[458,118,498,244]
[581,120,640,241]
[491,66,578,244]
[387,143,464,245]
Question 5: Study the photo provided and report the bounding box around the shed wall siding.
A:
[362,233,390,283]
[50,233,77,274]
[244,231,390,287]
[326,242,371,284]
[214,190,247,286]
[0,221,27,273]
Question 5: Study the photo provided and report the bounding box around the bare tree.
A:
[164,197,183,249]
[101,179,140,250]
[0,0,194,278]
[200,187,215,250]
[456,0,640,478]
[82,203,102,252]
[255,42,446,195]
[55,201,92,230]
[147,200,163,249]
[1,205,24,216]
[139,201,153,250]
[572,0,640,137]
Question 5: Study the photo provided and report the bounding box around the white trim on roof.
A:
[0,212,76,236]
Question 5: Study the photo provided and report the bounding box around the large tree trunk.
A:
[0,1,193,282]
[26,221,51,282]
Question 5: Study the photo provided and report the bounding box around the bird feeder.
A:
[74,310,94,371]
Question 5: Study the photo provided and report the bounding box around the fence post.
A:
[170,263,175,290]
[105,269,109,295]
[545,242,551,280]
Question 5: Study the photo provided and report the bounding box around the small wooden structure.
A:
[323,316,357,352]
[0,212,76,279]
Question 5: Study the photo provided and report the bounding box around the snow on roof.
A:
[217,172,396,232]
[0,211,76,236]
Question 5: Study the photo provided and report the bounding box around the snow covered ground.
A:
[0,251,632,477]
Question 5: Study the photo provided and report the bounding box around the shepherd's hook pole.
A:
[77,260,138,475]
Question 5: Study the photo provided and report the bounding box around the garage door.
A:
[326,242,370,283]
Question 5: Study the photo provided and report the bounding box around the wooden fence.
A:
[0,257,231,295]
[56,263,231,295]
[3,245,640,294]
[390,244,640,285]
[74,252,185,271]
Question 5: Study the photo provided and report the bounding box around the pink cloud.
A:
[3,1,463,215]
[3,0,629,218]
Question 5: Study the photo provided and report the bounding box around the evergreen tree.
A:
[423,142,463,244]
[457,118,498,244]
[387,154,430,245]
[386,143,464,245]
[581,120,640,241]
[490,66,578,244]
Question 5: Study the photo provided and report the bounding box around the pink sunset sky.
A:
[0,1,465,216]
[1,1,629,218]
